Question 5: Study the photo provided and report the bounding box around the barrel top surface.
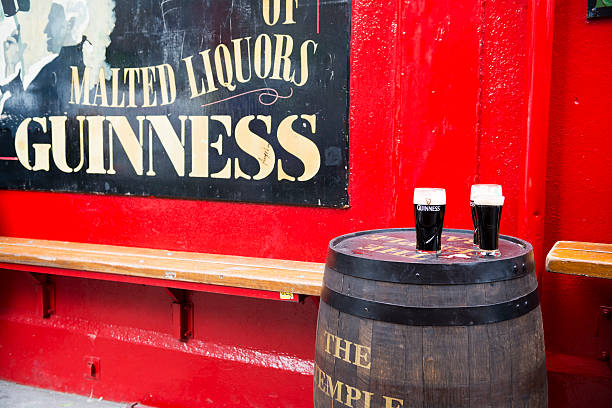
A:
[327,229,534,284]
[331,229,529,263]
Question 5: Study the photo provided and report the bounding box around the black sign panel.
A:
[0,0,349,207]
[588,0,612,19]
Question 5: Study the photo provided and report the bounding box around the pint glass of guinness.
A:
[474,194,505,256]
[414,188,446,253]
[470,184,502,245]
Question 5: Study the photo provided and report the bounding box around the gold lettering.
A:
[73,117,86,172]
[262,0,280,26]
[271,34,294,81]
[293,40,317,86]
[385,238,411,245]
[324,331,335,355]
[446,235,468,242]
[277,114,320,181]
[355,343,371,369]
[69,66,91,105]
[232,37,252,83]
[123,68,141,108]
[316,364,327,393]
[234,115,275,180]
[383,396,404,408]
[209,115,232,179]
[388,249,413,257]
[254,34,272,79]
[106,116,144,175]
[344,385,361,408]
[189,116,209,178]
[110,68,125,107]
[32,144,51,171]
[363,391,374,408]
[182,55,207,98]
[141,66,158,107]
[334,336,352,364]
[283,0,298,24]
[316,363,375,407]
[324,373,343,402]
[378,247,402,254]
[201,50,218,93]
[214,44,236,91]
[146,116,185,176]
[93,68,109,107]
[85,116,107,174]
[361,244,387,251]
[15,118,49,171]
[365,235,390,241]
[50,116,83,173]
[263,0,298,25]
[157,64,177,106]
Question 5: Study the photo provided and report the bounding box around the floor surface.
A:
[0,380,151,407]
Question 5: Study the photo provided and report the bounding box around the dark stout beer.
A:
[474,194,505,256]
[414,188,446,253]
[471,184,502,245]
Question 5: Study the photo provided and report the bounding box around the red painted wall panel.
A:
[540,1,612,398]
[0,1,533,263]
[0,0,405,263]
[0,271,317,407]
[392,0,482,228]
[544,2,612,248]
[478,0,530,233]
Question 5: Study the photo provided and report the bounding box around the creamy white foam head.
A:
[474,194,505,206]
[471,184,502,200]
[414,188,446,205]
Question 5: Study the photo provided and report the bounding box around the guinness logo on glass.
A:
[416,205,441,212]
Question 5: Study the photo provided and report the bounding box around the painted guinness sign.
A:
[0,0,350,207]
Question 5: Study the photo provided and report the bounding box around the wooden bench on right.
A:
[546,240,612,374]
[546,241,612,280]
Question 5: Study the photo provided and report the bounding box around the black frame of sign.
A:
[588,0,612,19]
[0,0,351,208]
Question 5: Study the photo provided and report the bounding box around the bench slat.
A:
[546,241,612,280]
[0,237,325,295]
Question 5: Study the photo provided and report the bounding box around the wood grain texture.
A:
[0,237,324,295]
[315,259,547,407]
[546,241,612,279]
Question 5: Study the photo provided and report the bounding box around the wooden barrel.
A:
[314,229,547,408]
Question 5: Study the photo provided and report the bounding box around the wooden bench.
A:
[546,241,612,280]
[0,237,326,340]
[546,240,612,370]
[0,236,324,302]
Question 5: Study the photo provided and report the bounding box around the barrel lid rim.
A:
[326,228,534,284]
[328,228,532,265]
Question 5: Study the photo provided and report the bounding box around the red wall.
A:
[545,2,612,247]
[0,0,610,407]
[541,1,612,406]
[0,0,532,262]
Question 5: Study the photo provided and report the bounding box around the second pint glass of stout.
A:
[470,184,503,245]
[474,194,505,256]
[414,188,446,253]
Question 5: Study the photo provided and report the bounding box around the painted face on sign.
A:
[3,28,23,76]
[44,3,73,54]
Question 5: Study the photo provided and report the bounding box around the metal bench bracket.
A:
[164,288,193,342]
[28,273,55,318]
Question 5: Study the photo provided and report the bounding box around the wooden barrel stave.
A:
[323,266,539,308]
[316,303,546,407]
[315,230,547,408]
